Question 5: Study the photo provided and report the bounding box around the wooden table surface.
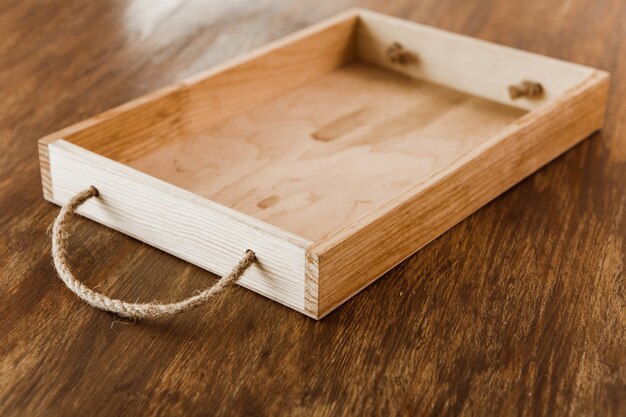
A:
[1,0,624,416]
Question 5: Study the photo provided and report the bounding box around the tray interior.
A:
[130,63,524,241]
[57,10,595,243]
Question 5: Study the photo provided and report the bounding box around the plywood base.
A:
[130,63,525,241]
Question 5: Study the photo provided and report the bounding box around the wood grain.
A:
[130,62,524,241]
[1,0,625,416]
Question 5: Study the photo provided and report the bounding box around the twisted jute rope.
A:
[51,186,256,319]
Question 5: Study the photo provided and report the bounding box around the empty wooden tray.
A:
[38,9,609,319]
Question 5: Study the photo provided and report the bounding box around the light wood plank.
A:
[38,85,188,164]
[45,140,313,316]
[355,9,597,111]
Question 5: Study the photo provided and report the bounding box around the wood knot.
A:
[508,81,544,100]
[386,42,418,65]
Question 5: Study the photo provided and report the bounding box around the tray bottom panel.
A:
[130,62,526,241]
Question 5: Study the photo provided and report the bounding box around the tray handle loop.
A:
[50,186,256,319]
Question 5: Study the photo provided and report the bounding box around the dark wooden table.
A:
[1,1,624,416]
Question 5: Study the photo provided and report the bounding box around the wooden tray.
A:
[38,9,609,319]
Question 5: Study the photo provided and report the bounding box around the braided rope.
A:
[51,186,256,319]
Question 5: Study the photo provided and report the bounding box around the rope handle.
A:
[51,186,256,319]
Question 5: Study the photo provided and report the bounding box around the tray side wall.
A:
[309,70,610,318]
[42,140,311,316]
[38,85,188,165]
[355,9,596,111]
